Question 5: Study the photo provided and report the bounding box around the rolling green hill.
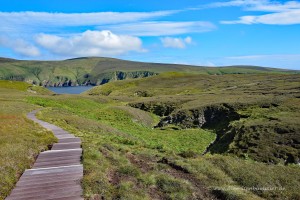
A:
[0,57,299,87]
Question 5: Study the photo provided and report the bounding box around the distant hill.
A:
[0,57,299,87]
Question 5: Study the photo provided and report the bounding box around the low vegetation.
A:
[0,70,300,200]
[0,81,56,200]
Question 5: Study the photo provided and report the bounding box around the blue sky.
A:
[0,0,299,69]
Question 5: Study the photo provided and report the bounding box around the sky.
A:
[0,0,300,69]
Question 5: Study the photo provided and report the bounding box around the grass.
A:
[176,154,300,200]
[27,95,216,154]
[86,73,300,97]
[87,73,300,164]
[33,107,212,199]
[0,81,56,200]
[0,72,300,200]
[0,80,31,91]
[0,80,53,95]
[207,100,300,164]
[34,105,300,200]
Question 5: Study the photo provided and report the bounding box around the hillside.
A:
[0,57,299,87]
[0,80,53,95]
[86,73,300,165]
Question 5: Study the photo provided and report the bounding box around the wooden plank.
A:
[7,187,82,200]
[55,142,81,145]
[35,154,81,162]
[8,192,84,200]
[18,170,82,179]
[18,173,82,183]
[9,184,81,194]
[56,135,76,139]
[20,170,82,179]
[24,165,83,175]
[58,137,81,143]
[34,157,81,165]
[39,149,82,155]
[34,154,82,161]
[35,155,81,162]
[33,160,81,169]
[52,142,81,150]
[17,175,82,186]
[48,196,83,200]
[34,158,81,166]
[52,131,70,135]
[19,170,82,180]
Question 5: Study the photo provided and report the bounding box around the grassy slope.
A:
[26,94,300,200]
[0,80,54,95]
[86,72,300,97]
[0,57,299,86]
[1,73,300,200]
[0,81,56,200]
[86,73,300,164]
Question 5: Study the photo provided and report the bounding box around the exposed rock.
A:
[24,71,158,87]
[129,102,178,116]
[94,71,158,85]
[155,104,240,129]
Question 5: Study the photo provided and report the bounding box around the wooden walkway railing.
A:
[6,110,83,200]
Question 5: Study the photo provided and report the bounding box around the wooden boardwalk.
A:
[6,110,83,200]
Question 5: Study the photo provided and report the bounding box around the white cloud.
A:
[0,36,40,57]
[35,30,144,57]
[0,10,216,58]
[211,0,300,25]
[210,0,300,11]
[245,0,300,12]
[0,11,176,27]
[160,36,193,49]
[184,36,192,44]
[0,11,179,38]
[222,10,300,24]
[100,21,216,36]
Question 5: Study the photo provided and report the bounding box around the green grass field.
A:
[0,71,300,200]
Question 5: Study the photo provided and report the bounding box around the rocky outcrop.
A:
[209,124,300,164]
[24,71,158,87]
[155,104,240,129]
[94,71,158,85]
[40,78,92,87]
[128,102,179,116]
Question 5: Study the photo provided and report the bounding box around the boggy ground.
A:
[0,72,300,200]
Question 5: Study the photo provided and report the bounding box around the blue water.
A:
[47,86,94,94]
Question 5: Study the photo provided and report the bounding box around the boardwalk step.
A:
[33,160,81,169]
[59,137,81,143]
[7,187,82,200]
[17,174,83,186]
[51,142,81,150]
[35,154,81,162]
[6,110,83,200]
